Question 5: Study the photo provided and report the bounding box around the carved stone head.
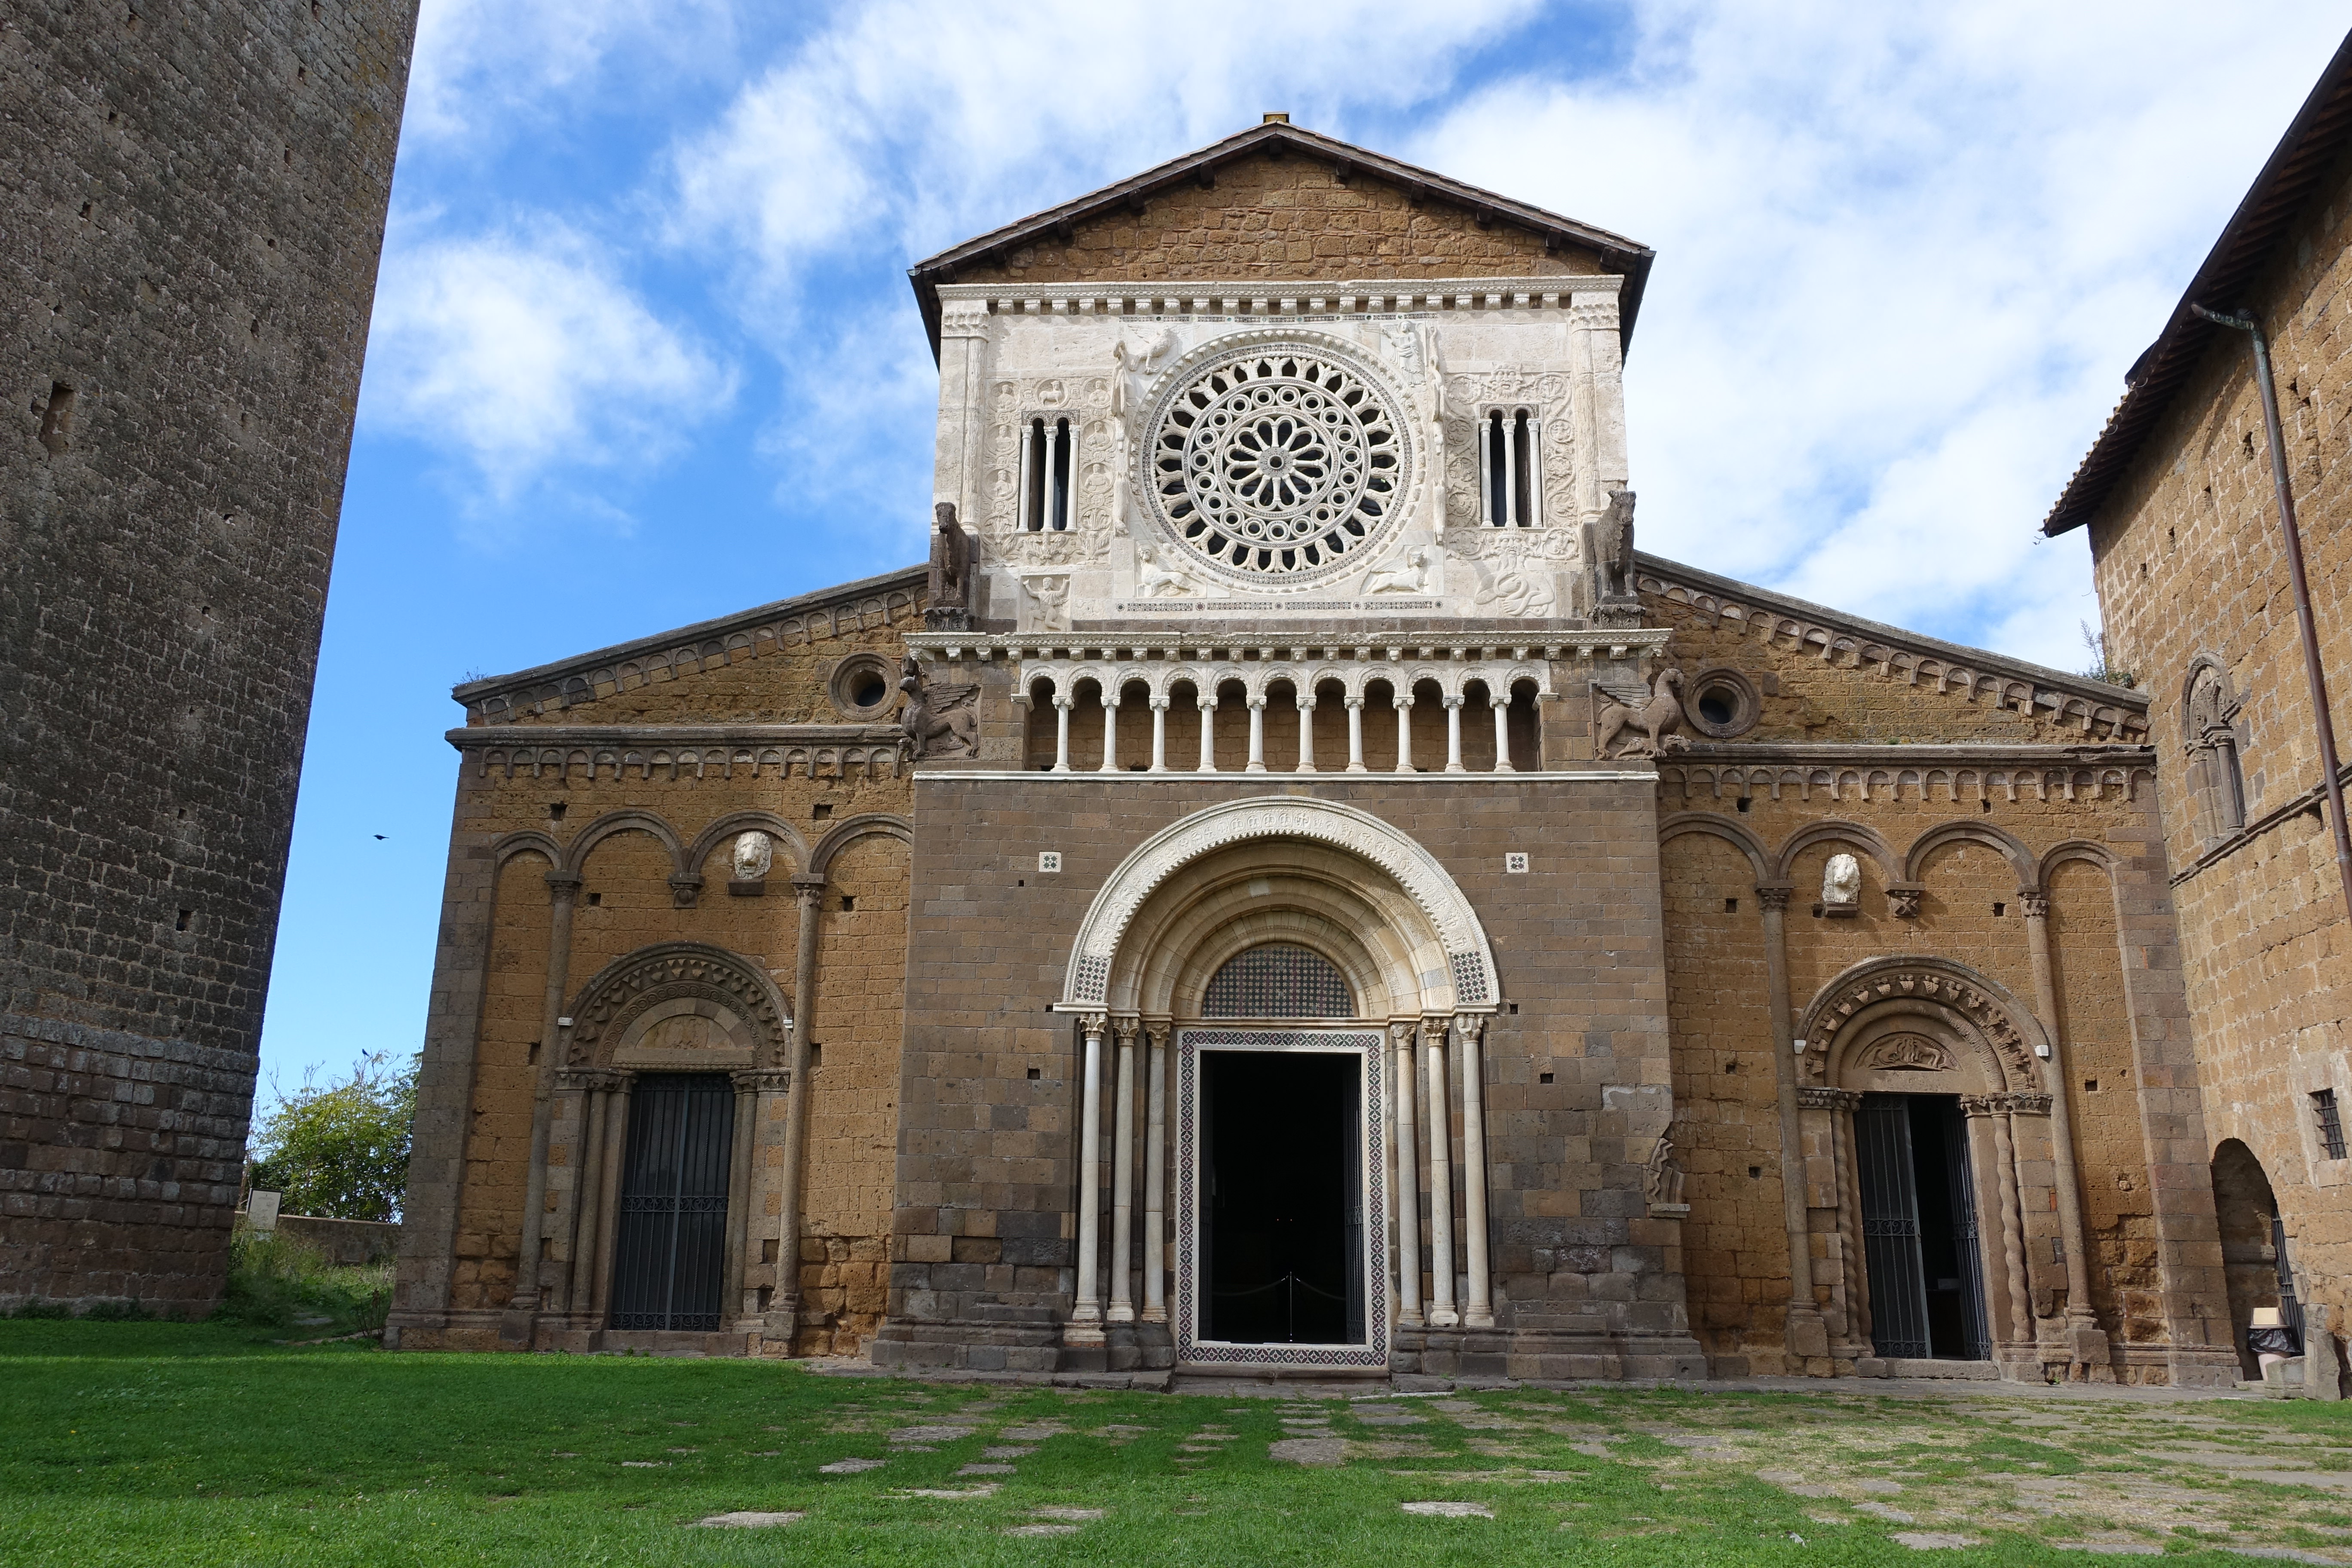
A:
[732,830,774,882]
[1822,852,1862,908]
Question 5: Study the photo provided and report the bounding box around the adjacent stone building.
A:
[2046,31,2352,1389]
[390,116,2251,1388]
[2,6,419,1311]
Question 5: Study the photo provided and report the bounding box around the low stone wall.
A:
[266,1215,401,1266]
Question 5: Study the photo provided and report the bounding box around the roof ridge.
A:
[453,564,925,717]
[906,119,1654,358]
[1634,551,2149,716]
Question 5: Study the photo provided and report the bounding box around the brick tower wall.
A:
[0,4,419,1312]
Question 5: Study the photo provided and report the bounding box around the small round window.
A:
[1685,668,1761,739]
[830,654,899,720]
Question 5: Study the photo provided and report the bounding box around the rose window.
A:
[1145,345,1406,584]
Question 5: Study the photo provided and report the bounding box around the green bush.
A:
[245,1052,416,1222]
[215,1228,392,1336]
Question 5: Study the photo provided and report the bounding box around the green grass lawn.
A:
[6,1319,2351,1566]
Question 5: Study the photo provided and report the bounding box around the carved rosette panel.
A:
[565,941,793,1068]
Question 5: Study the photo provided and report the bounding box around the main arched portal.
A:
[1056,798,1501,1373]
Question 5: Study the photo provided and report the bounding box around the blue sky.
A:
[257,0,2350,1099]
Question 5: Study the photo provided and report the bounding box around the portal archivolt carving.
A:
[564,940,793,1068]
[1794,956,2047,1093]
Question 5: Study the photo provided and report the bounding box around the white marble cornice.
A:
[904,628,1670,663]
[936,274,1623,319]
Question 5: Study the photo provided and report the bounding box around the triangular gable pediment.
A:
[909,121,1653,356]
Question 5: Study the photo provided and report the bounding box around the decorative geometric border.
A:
[1174,1027,1390,1370]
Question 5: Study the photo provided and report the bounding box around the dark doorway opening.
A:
[1201,1050,1363,1344]
[609,1073,734,1331]
[2211,1138,2296,1377]
[1857,1093,1991,1360]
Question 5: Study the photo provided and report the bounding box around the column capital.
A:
[1418,1015,1449,1048]
[1442,692,1464,709]
[733,1067,794,1094]
[1196,694,1218,711]
[1393,693,1415,710]
[2018,888,2051,919]
[1054,694,1076,710]
[545,872,583,903]
[1246,694,1267,710]
[790,872,827,907]
[668,872,704,908]
[1755,883,1793,912]
[1452,1012,1487,1046]
[1112,1017,1142,1047]
[1149,695,1170,710]
[1488,692,1512,709]
[1344,695,1365,710]
[1387,1020,1418,1050]
[1080,1011,1109,1042]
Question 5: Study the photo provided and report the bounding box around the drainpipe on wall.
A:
[2191,304,2352,925]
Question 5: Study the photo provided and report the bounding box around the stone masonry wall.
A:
[954,150,1605,288]
[2086,142,2352,1353]
[1,3,417,1311]
[883,773,1694,1378]
[396,598,919,1353]
[1657,771,2229,1379]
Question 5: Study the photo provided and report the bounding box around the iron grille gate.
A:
[1857,1093,1991,1362]
[1858,1095,1932,1359]
[609,1073,734,1332]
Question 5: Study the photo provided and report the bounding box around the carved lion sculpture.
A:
[1822,852,1862,909]
[1594,667,1685,758]
[731,830,773,882]
[898,654,979,760]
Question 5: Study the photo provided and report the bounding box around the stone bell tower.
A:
[1,3,420,1312]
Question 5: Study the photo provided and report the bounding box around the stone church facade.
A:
[389,118,2248,1388]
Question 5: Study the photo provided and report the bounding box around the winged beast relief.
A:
[899,655,979,760]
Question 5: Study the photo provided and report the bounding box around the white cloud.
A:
[1409,1,2350,666]
[403,0,737,144]
[363,220,737,509]
[668,0,1547,325]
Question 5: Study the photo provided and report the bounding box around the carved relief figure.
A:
[1362,545,1436,597]
[1643,1132,1686,1207]
[1022,572,1072,631]
[1855,1032,1953,1072]
[1383,321,1448,537]
[1110,331,1177,533]
[1592,487,1637,599]
[1594,667,1684,757]
[897,654,980,760]
[731,830,774,882]
[1133,543,1191,598]
[1822,853,1862,910]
